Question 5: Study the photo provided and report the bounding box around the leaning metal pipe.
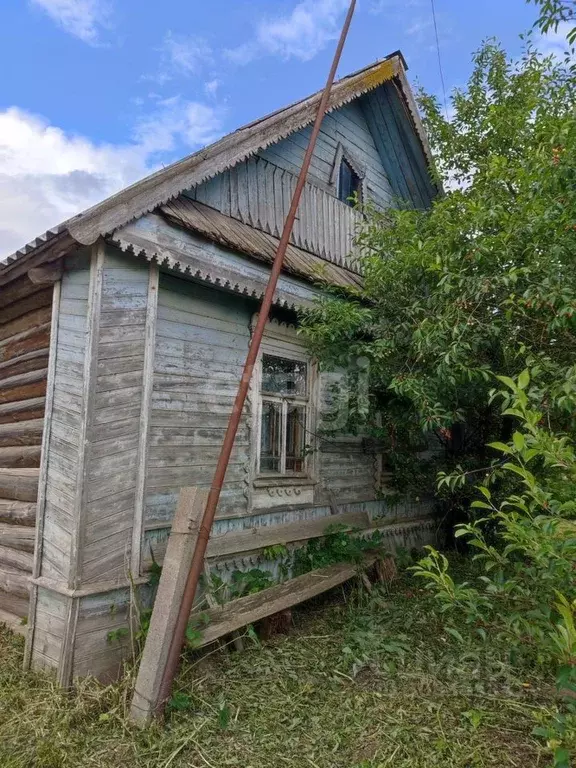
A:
[155,0,357,714]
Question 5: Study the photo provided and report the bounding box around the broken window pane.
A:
[261,354,307,396]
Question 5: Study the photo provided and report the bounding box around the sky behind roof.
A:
[0,0,560,256]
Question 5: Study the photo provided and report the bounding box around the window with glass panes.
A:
[338,158,362,207]
[258,353,309,474]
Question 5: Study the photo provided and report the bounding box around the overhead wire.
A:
[430,0,449,119]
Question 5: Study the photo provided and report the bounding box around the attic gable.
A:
[1,52,435,286]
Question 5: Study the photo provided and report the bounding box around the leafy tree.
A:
[301,27,576,520]
[529,0,576,40]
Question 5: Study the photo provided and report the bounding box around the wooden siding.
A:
[315,370,378,505]
[143,275,253,545]
[258,99,395,210]
[360,84,436,209]
[188,155,363,270]
[79,250,150,584]
[0,276,53,621]
[183,87,435,276]
[40,255,91,585]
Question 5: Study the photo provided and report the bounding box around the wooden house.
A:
[0,52,439,684]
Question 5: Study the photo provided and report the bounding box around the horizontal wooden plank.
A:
[91,415,140,443]
[148,425,249,448]
[0,469,39,502]
[0,304,52,344]
[90,432,139,460]
[143,510,370,569]
[0,445,41,468]
[0,523,35,552]
[0,379,46,406]
[0,397,46,425]
[209,511,370,559]
[88,448,139,479]
[94,385,142,410]
[0,324,50,365]
[0,589,29,619]
[197,559,374,647]
[92,402,142,426]
[0,544,34,573]
[0,563,31,599]
[0,498,37,525]
[0,287,53,327]
[147,445,249,468]
[0,351,49,379]
[0,418,44,447]
[99,309,147,327]
[96,370,143,394]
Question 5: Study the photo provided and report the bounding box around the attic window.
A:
[338,158,362,207]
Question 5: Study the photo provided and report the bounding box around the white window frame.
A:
[251,317,318,485]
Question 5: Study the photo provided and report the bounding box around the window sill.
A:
[253,475,317,489]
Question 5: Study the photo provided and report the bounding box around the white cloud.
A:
[30,0,110,43]
[134,97,223,154]
[537,20,574,59]
[204,78,221,97]
[147,32,213,85]
[0,100,223,256]
[225,0,350,64]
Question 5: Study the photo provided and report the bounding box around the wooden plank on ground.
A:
[196,558,374,648]
[130,486,208,725]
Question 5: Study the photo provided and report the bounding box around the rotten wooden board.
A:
[196,558,374,647]
[142,510,370,569]
[130,487,208,724]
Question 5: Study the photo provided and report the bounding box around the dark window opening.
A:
[338,159,362,207]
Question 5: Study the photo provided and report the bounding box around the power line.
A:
[430,0,449,120]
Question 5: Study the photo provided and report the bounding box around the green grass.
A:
[0,568,567,767]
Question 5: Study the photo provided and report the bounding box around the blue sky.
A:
[0,0,560,255]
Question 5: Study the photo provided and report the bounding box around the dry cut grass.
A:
[0,570,564,768]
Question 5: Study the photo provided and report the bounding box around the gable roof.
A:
[0,51,433,286]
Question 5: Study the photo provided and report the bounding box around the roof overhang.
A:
[0,51,434,287]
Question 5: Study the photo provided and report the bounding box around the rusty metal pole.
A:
[155,0,357,714]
